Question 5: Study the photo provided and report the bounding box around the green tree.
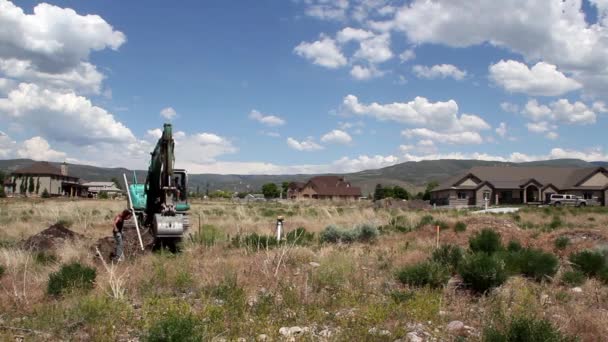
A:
[111,177,123,190]
[19,177,26,194]
[35,177,40,194]
[373,184,383,201]
[0,170,5,183]
[41,188,50,198]
[261,183,280,199]
[28,177,34,194]
[422,181,439,201]
[98,191,109,199]
[393,186,410,200]
[281,181,290,199]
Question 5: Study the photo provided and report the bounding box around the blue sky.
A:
[0,0,607,174]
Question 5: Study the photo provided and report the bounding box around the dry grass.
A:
[0,198,607,340]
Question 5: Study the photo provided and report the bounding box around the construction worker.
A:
[112,209,133,261]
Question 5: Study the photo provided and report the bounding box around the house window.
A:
[457,192,467,199]
[483,191,491,200]
[583,192,593,199]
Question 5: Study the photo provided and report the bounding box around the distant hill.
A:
[0,158,605,195]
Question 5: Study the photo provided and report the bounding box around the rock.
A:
[447,320,465,334]
[257,334,268,341]
[406,332,423,342]
[309,262,320,268]
[379,330,391,336]
[279,327,290,336]
[319,329,332,338]
[571,287,583,293]
[279,326,305,337]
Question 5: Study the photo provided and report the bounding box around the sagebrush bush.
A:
[388,215,414,233]
[396,261,450,288]
[417,215,434,228]
[433,220,449,230]
[469,228,503,254]
[569,250,606,276]
[145,311,202,342]
[231,232,277,249]
[47,262,96,296]
[355,224,379,242]
[507,248,559,282]
[458,253,507,293]
[561,270,586,287]
[285,227,315,245]
[319,224,378,244]
[319,225,341,243]
[554,236,570,250]
[432,244,463,273]
[483,316,576,342]
[507,239,522,252]
[454,221,467,232]
[548,215,563,230]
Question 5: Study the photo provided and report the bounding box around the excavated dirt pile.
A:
[95,227,155,262]
[23,223,84,252]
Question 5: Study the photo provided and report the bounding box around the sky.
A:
[0,0,607,174]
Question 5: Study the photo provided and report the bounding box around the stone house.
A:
[5,162,86,197]
[287,176,362,200]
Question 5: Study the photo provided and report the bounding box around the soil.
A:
[94,227,155,262]
[22,223,84,252]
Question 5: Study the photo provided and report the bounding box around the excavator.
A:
[125,123,190,247]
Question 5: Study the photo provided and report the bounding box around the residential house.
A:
[83,181,123,197]
[288,176,361,200]
[431,166,608,208]
[7,162,87,197]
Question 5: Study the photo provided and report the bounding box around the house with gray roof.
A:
[6,161,86,197]
[430,166,608,207]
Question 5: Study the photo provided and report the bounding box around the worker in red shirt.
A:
[112,209,133,261]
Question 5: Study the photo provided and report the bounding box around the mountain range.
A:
[1,158,606,195]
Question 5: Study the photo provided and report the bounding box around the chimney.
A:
[60,162,68,176]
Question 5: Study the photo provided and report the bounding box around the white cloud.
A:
[412,64,467,80]
[522,99,596,125]
[545,131,559,140]
[526,121,555,133]
[399,49,415,62]
[320,129,352,144]
[286,137,323,151]
[353,33,393,64]
[400,139,437,154]
[303,0,349,21]
[0,130,15,158]
[500,102,519,113]
[402,128,484,144]
[16,136,66,161]
[336,27,374,43]
[495,122,507,138]
[350,65,384,80]
[489,60,581,96]
[249,109,286,126]
[146,128,162,139]
[294,35,348,69]
[160,107,177,120]
[0,83,135,145]
[369,0,608,97]
[342,94,490,133]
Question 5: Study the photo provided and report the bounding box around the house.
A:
[83,181,123,197]
[431,166,608,208]
[6,162,87,197]
[288,176,361,200]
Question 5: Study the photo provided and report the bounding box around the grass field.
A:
[1,198,608,341]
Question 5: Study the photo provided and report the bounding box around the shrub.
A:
[34,251,58,265]
[469,229,502,254]
[561,270,586,287]
[548,215,563,230]
[56,218,74,228]
[554,236,570,250]
[145,311,201,342]
[508,248,559,282]
[483,316,576,342]
[0,265,4,278]
[454,221,467,232]
[432,244,463,273]
[47,262,96,296]
[417,215,434,228]
[231,232,277,249]
[285,227,315,245]
[319,225,341,243]
[354,224,379,243]
[390,290,415,303]
[41,189,50,198]
[507,239,522,252]
[569,250,606,277]
[191,224,223,247]
[458,253,507,293]
[388,215,414,232]
[396,261,450,288]
[433,220,449,230]
[319,224,378,244]
[598,268,608,285]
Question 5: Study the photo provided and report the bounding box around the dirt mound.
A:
[23,223,84,252]
[94,227,155,262]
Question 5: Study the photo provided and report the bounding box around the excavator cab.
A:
[173,169,190,212]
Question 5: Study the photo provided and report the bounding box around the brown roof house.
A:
[431,166,608,208]
[287,176,362,201]
[6,162,87,197]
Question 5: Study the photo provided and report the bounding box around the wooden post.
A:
[436,225,440,248]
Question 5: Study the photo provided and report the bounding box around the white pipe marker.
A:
[124,173,145,251]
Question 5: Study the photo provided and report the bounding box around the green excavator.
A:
[125,123,190,246]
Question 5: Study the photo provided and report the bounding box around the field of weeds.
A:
[1,198,608,341]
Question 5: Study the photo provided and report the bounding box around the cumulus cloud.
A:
[526,121,556,133]
[489,60,581,96]
[302,0,349,21]
[160,107,177,120]
[495,122,507,138]
[412,64,467,80]
[249,109,286,126]
[294,35,347,69]
[522,99,596,125]
[342,94,490,133]
[500,102,519,113]
[0,83,135,145]
[402,128,484,144]
[286,137,323,151]
[336,27,374,43]
[368,0,608,97]
[320,129,352,144]
[399,49,416,62]
[352,33,393,64]
[16,136,66,161]
[350,65,385,80]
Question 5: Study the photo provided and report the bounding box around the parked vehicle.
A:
[548,194,587,207]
